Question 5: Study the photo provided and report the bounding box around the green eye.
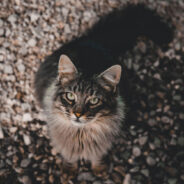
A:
[66,92,75,101]
[89,97,99,105]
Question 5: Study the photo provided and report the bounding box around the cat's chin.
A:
[71,120,86,126]
[70,119,87,126]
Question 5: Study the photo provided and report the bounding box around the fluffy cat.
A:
[34,4,172,170]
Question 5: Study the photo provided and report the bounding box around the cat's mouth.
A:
[71,118,86,126]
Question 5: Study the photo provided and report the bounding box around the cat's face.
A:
[53,55,122,126]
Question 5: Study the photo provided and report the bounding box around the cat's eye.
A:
[89,97,100,105]
[66,92,75,101]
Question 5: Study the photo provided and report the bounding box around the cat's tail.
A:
[87,4,173,55]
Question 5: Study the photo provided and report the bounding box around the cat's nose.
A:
[75,112,82,118]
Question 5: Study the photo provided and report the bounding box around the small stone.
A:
[17,63,25,72]
[0,125,4,139]
[0,55,4,61]
[153,73,161,80]
[10,127,18,133]
[140,169,149,177]
[104,180,115,184]
[181,175,184,180]
[61,7,69,17]
[19,175,32,184]
[177,137,184,146]
[132,147,141,157]
[0,28,4,36]
[77,172,95,181]
[148,119,156,126]
[28,38,37,47]
[114,166,125,176]
[154,137,161,147]
[93,181,102,184]
[30,13,39,22]
[5,28,11,37]
[4,65,13,74]
[64,24,71,34]
[179,113,184,120]
[161,116,170,124]
[111,172,122,183]
[23,134,31,145]
[123,174,131,184]
[146,156,156,166]
[8,14,17,24]
[21,159,31,168]
[175,42,181,50]
[138,136,148,146]
[173,95,181,101]
[23,113,32,122]
[49,175,54,183]
[19,47,28,56]
[168,178,177,184]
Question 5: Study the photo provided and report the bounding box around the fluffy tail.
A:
[87,4,173,55]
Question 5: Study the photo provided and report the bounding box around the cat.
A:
[34,4,173,172]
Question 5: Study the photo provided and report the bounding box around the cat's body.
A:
[35,4,172,168]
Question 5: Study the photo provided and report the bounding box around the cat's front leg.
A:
[61,160,78,182]
[91,160,109,179]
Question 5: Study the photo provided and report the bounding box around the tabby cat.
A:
[35,4,172,170]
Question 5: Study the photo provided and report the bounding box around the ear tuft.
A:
[97,65,122,91]
[58,54,78,85]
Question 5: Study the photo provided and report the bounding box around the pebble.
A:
[168,178,177,184]
[138,136,148,146]
[179,113,184,120]
[20,158,31,168]
[30,13,39,22]
[123,174,131,184]
[146,156,156,166]
[104,180,115,184]
[173,95,181,101]
[132,147,141,157]
[4,65,13,74]
[28,38,37,47]
[93,181,102,184]
[64,24,71,34]
[17,63,25,72]
[23,134,31,145]
[10,127,18,133]
[8,14,17,24]
[23,113,32,122]
[154,137,161,147]
[148,119,156,126]
[161,116,170,124]
[77,172,95,181]
[0,28,4,36]
[0,125,4,139]
[0,55,4,61]
[177,137,184,146]
[19,175,32,184]
[140,169,149,177]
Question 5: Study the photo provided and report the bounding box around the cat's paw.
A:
[61,162,78,182]
[92,164,109,179]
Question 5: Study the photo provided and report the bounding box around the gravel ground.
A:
[0,0,184,183]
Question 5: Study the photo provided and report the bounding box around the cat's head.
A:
[52,54,122,126]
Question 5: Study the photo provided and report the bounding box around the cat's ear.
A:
[97,65,121,92]
[58,55,78,85]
